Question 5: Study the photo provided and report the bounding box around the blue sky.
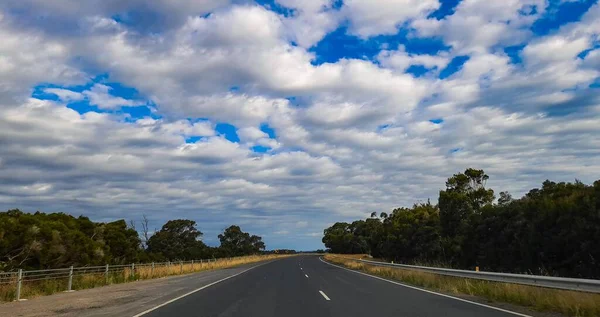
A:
[0,0,599,250]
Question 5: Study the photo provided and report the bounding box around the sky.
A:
[0,0,599,250]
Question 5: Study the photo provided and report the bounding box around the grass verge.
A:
[324,254,600,317]
[0,254,290,302]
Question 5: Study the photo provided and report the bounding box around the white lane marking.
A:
[318,257,531,317]
[305,274,309,278]
[300,267,303,270]
[132,262,270,317]
[319,290,331,301]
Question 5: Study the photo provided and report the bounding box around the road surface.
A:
[138,255,530,317]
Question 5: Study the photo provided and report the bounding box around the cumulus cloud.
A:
[275,0,341,48]
[83,84,141,109]
[44,88,84,102]
[0,1,599,249]
[342,0,440,38]
[413,0,547,54]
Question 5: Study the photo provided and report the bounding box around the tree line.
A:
[323,169,600,278]
[0,211,267,271]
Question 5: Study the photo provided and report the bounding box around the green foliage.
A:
[322,222,366,254]
[0,212,268,270]
[323,169,600,278]
[380,202,441,263]
[0,210,142,270]
[147,219,207,260]
[439,168,495,266]
[218,225,265,256]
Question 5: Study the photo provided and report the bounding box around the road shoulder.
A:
[0,261,269,317]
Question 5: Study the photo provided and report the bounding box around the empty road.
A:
[137,255,530,317]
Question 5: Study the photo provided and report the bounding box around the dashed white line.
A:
[305,274,309,278]
[319,290,331,301]
[300,267,303,270]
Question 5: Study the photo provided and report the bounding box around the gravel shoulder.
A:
[0,261,272,317]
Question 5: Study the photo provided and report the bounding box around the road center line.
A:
[319,290,331,301]
[305,274,309,278]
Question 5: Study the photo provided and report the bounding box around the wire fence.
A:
[0,256,255,301]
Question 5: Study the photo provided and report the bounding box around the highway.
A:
[137,255,529,317]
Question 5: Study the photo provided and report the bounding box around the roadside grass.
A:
[0,254,290,302]
[324,254,600,317]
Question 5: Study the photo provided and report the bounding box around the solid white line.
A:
[319,290,331,301]
[318,257,531,317]
[132,262,268,317]
[305,274,309,278]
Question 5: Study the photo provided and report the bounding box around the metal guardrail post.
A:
[131,263,135,279]
[16,269,22,301]
[151,262,155,277]
[191,260,194,270]
[180,261,183,274]
[67,266,74,292]
[105,264,109,284]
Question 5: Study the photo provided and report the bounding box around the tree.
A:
[147,219,207,260]
[218,225,265,256]
[497,191,513,206]
[321,171,600,278]
[321,221,373,254]
[0,210,107,270]
[438,168,494,266]
[379,202,441,263]
[100,220,141,264]
[140,215,151,249]
[322,222,353,254]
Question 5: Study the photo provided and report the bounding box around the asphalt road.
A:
[138,255,529,317]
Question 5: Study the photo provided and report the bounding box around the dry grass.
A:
[324,254,600,317]
[0,255,290,302]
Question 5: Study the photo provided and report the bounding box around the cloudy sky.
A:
[1,0,599,250]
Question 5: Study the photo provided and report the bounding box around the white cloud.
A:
[377,45,450,73]
[522,36,589,66]
[276,0,341,48]
[342,0,440,38]
[83,84,141,109]
[238,127,268,142]
[0,2,599,250]
[295,220,308,228]
[0,14,85,103]
[413,0,547,54]
[44,88,84,102]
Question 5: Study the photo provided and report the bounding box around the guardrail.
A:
[337,257,600,293]
[0,257,251,301]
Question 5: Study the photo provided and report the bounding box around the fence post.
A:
[131,263,135,280]
[15,269,22,301]
[105,264,109,284]
[67,266,74,292]
[151,262,155,277]
[191,260,194,270]
[180,261,183,274]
